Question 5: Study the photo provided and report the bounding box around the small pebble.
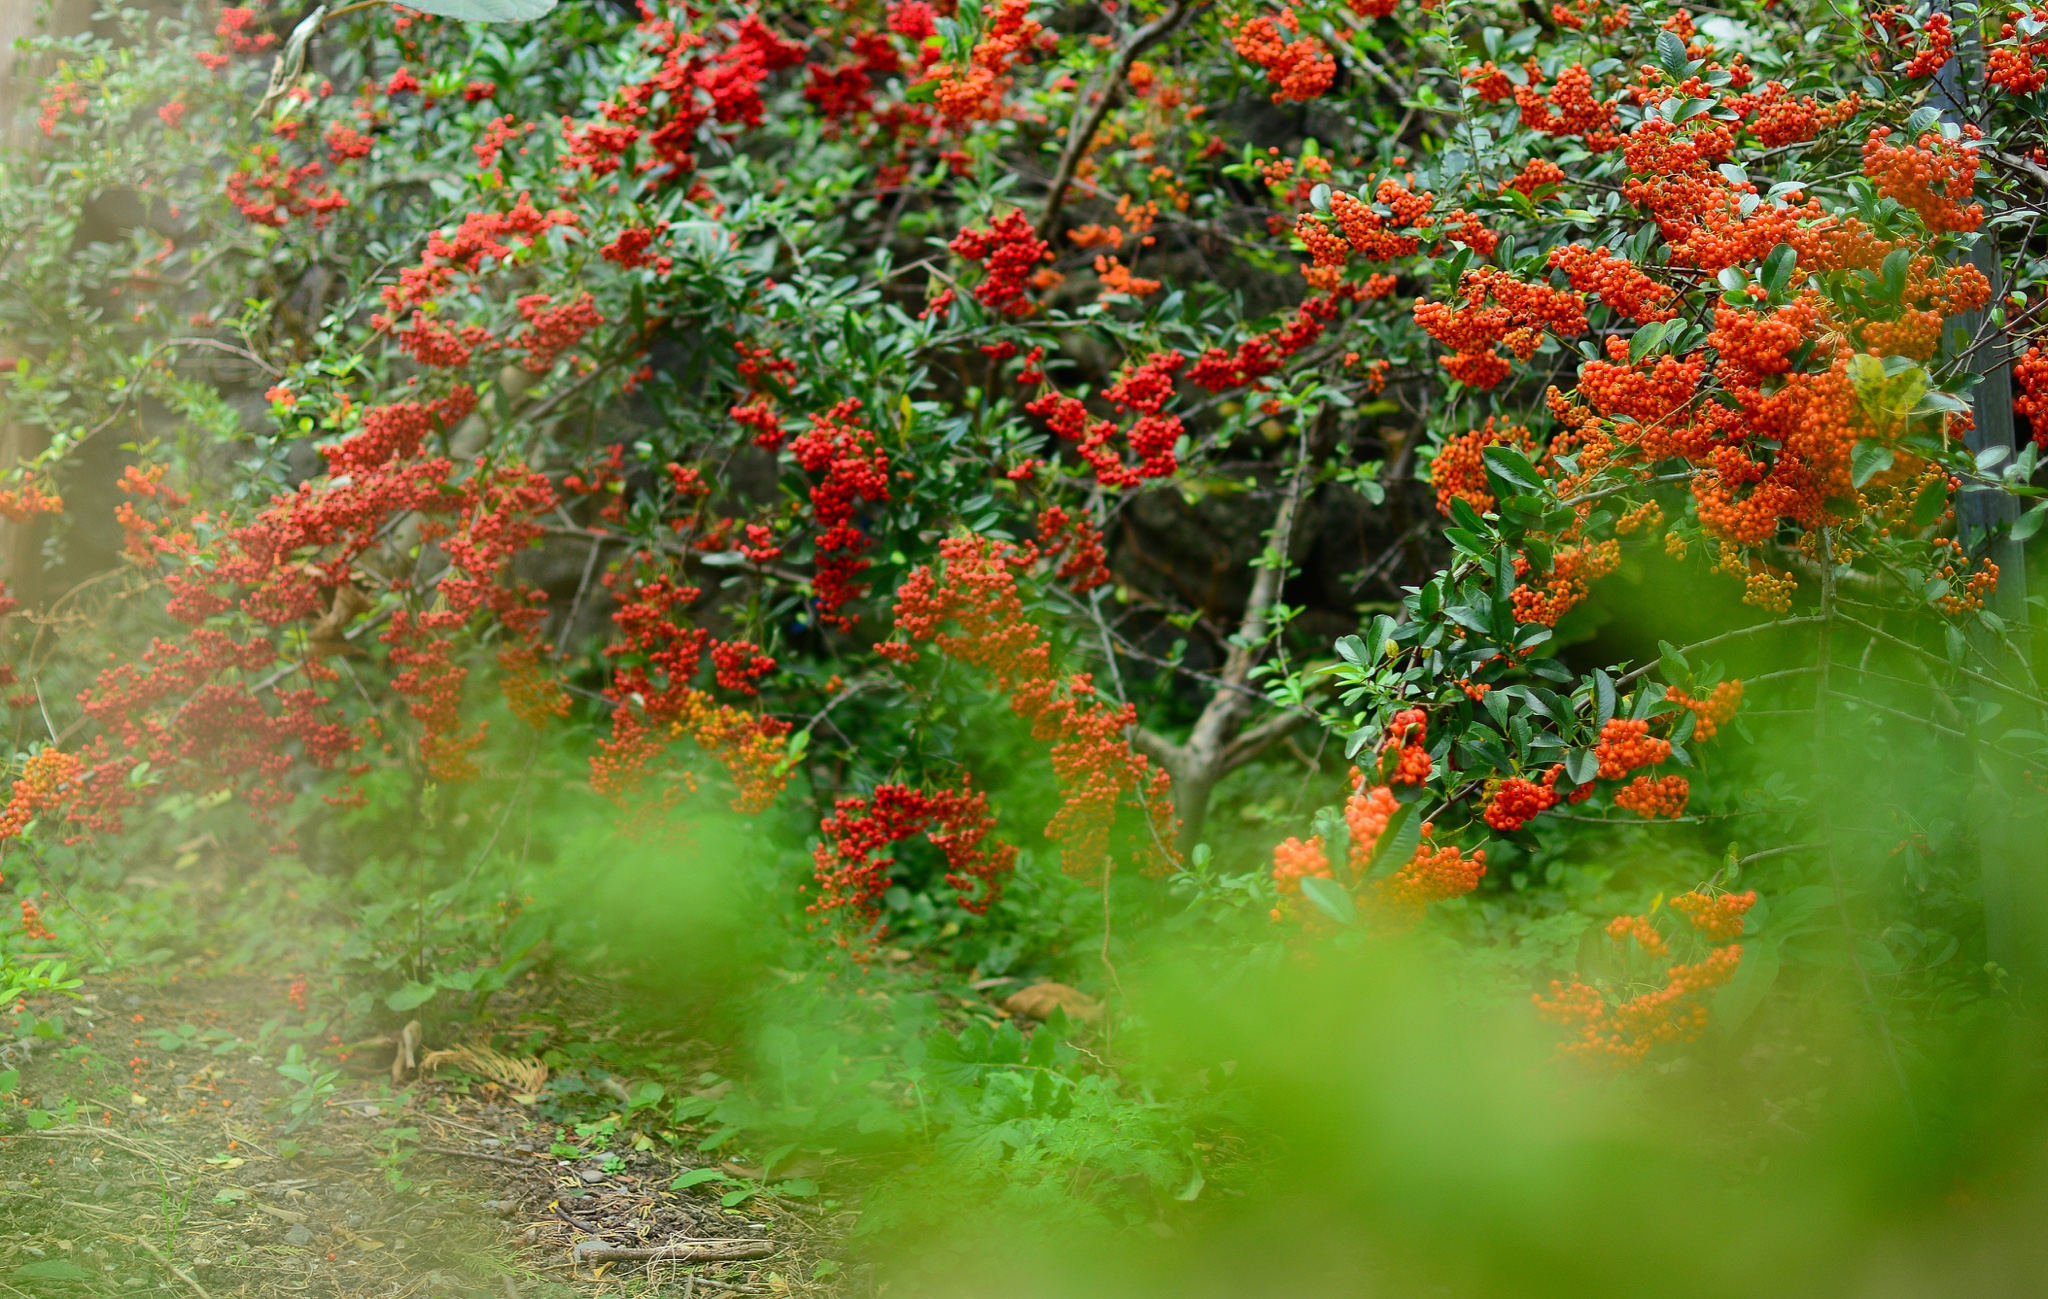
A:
[284,1225,314,1247]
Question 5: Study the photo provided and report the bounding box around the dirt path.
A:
[0,974,846,1298]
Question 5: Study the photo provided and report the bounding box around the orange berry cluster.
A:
[1861,127,1984,234]
[1431,419,1536,517]
[1414,268,1588,390]
[926,0,1044,123]
[1534,900,1746,1064]
[2014,346,2048,449]
[1990,6,2048,93]
[1593,718,1669,780]
[0,749,85,844]
[1666,680,1743,740]
[1380,709,1434,785]
[950,209,1053,316]
[1613,773,1690,819]
[1270,833,1333,898]
[1229,9,1334,104]
[1513,62,1620,151]
[1604,913,1668,956]
[1546,244,1677,325]
[1669,888,1757,941]
[1484,767,1563,831]
[1376,834,1487,921]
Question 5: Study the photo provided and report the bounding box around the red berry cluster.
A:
[810,777,1017,935]
[790,398,892,631]
[950,209,1054,316]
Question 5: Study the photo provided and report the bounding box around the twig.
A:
[131,1236,213,1299]
[1735,843,1820,866]
[1833,612,2045,709]
[1616,616,1830,685]
[421,1145,534,1167]
[1036,0,1199,240]
[553,531,607,660]
[572,1240,775,1264]
[162,337,282,378]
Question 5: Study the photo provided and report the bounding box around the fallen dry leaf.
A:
[419,1042,549,1095]
[306,583,372,658]
[1002,982,1100,1022]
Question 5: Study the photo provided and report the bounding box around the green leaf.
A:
[1628,320,1669,364]
[1481,444,1544,492]
[671,1168,727,1189]
[1448,496,1489,533]
[775,1178,819,1198]
[1850,439,1895,488]
[1565,748,1598,785]
[720,1187,758,1207]
[1879,246,1911,302]
[1368,801,1421,871]
[1657,638,1691,684]
[402,0,559,19]
[1855,936,1901,978]
[1713,938,1779,1042]
[1761,243,1797,294]
[14,1261,93,1281]
[1656,29,1689,79]
[1911,476,1949,527]
[1299,875,1356,925]
[2013,502,2048,542]
[384,981,438,1012]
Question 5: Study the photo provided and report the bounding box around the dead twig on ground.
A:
[124,1234,214,1299]
[572,1239,776,1264]
[421,1144,535,1167]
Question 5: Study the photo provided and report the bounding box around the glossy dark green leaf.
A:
[1761,243,1797,294]
[1481,444,1544,492]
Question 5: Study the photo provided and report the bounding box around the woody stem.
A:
[1035,0,1198,243]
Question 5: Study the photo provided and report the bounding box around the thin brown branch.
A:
[1036,0,1199,242]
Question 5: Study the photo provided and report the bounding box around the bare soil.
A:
[0,973,848,1298]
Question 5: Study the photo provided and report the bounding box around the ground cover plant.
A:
[5,0,2048,1292]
